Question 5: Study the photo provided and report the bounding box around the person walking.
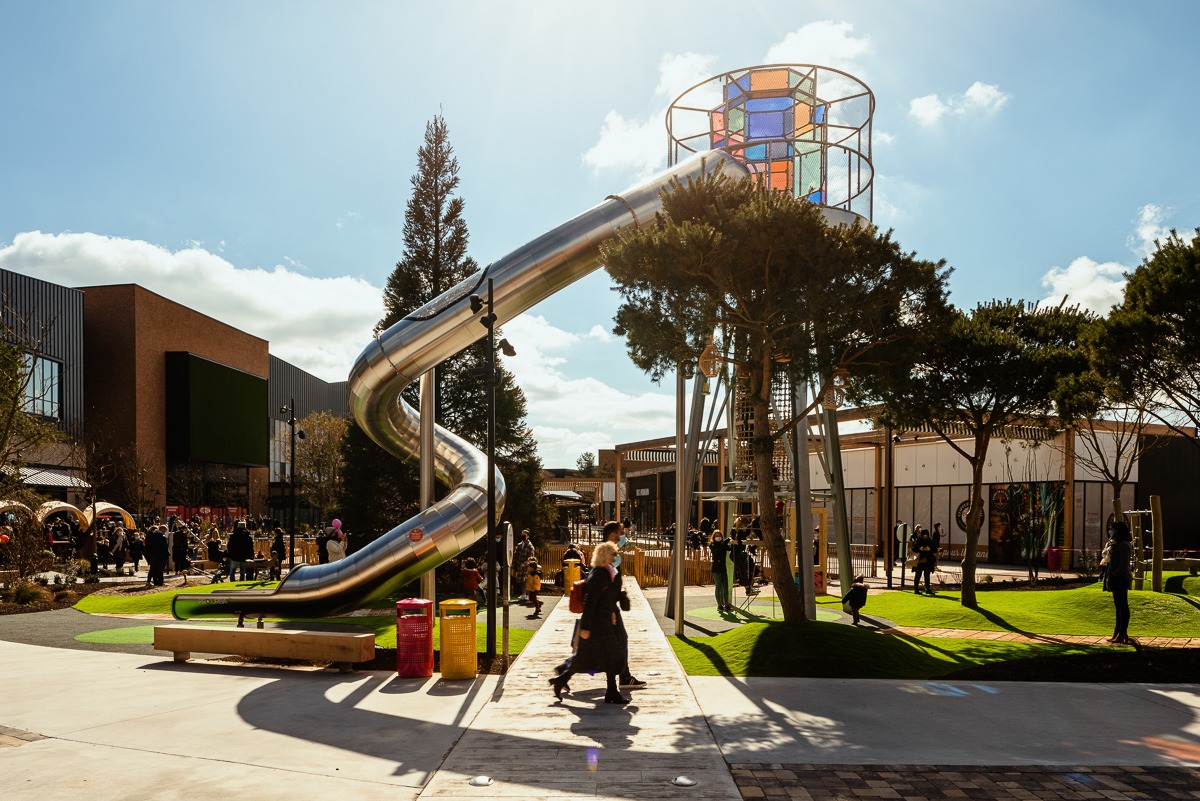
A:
[145,525,169,587]
[171,525,190,577]
[128,531,145,574]
[911,525,934,594]
[1104,521,1135,645]
[513,530,535,600]
[524,558,544,616]
[549,541,629,705]
[226,521,255,581]
[842,574,869,625]
[710,529,733,612]
[603,520,645,689]
[110,527,127,572]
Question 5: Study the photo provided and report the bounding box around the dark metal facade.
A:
[268,355,348,422]
[0,268,85,437]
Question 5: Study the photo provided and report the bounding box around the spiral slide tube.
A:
[173,152,749,620]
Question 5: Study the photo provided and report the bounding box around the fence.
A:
[823,544,878,580]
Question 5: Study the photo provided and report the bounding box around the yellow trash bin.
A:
[562,559,582,588]
[438,599,477,679]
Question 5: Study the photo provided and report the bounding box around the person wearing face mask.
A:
[603,520,646,689]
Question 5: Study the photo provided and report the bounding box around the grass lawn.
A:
[670,621,1115,679]
[814,578,1200,638]
[74,583,533,654]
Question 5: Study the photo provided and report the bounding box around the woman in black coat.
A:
[1105,521,1135,644]
[550,541,628,705]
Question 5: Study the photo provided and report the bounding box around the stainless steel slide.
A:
[173,151,749,620]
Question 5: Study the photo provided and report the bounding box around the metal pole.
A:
[486,278,497,659]
[419,371,437,602]
[884,425,894,589]
[289,397,296,571]
[793,378,816,620]
[672,365,687,634]
[822,406,854,593]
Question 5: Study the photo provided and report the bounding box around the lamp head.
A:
[469,295,484,314]
[498,338,516,357]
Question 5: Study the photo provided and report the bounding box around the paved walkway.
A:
[0,638,500,801]
[414,576,740,800]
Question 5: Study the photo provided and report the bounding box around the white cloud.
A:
[1040,203,1177,313]
[584,21,871,178]
[962,81,1008,113]
[875,131,895,145]
[909,82,1009,128]
[581,109,665,178]
[763,20,871,71]
[0,231,382,382]
[908,94,949,128]
[655,52,716,98]
[501,313,674,464]
[1040,256,1126,315]
[1128,203,1171,258]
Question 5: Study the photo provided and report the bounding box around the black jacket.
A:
[145,530,169,562]
[227,529,254,561]
[572,565,622,675]
[710,539,731,571]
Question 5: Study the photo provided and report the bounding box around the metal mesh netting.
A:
[731,371,794,484]
[667,63,874,223]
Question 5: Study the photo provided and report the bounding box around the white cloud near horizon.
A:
[500,313,674,463]
[1038,203,1172,314]
[909,81,1009,128]
[1040,257,1126,315]
[0,231,382,382]
[583,21,871,178]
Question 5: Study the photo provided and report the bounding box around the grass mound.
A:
[671,621,1110,679]
[835,583,1200,638]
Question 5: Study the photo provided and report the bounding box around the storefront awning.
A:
[19,467,90,490]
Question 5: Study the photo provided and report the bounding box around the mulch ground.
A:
[731,764,1200,800]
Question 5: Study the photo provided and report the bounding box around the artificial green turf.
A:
[75,625,157,644]
[819,583,1200,638]
[670,621,1112,679]
[73,586,533,654]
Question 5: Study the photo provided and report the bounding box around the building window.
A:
[22,354,60,420]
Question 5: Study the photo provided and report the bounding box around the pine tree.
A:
[343,115,550,540]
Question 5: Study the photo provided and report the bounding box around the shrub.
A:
[1078,548,1100,581]
[9,581,51,605]
[34,575,49,586]
[83,572,99,584]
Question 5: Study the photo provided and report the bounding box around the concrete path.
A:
[415,577,741,800]
[0,639,498,801]
[690,676,1200,766]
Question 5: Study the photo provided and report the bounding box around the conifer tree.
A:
[343,115,550,541]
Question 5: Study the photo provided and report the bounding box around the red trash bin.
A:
[396,598,434,678]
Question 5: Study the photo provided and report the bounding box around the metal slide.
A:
[173,151,749,620]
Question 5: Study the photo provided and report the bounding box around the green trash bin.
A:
[438,599,477,679]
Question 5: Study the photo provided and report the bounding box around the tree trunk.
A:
[960,442,987,609]
[749,369,804,624]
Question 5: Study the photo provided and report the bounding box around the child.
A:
[525,557,544,616]
[461,557,484,603]
[842,574,868,625]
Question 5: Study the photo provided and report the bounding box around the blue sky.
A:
[2,1,1198,466]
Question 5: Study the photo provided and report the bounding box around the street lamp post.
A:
[469,279,516,661]
[280,399,303,571]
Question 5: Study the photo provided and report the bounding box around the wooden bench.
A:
[153,624,375,671]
